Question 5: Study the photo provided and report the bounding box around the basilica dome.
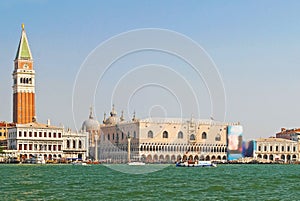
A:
[103,105,118,125]
[82,109,100,132]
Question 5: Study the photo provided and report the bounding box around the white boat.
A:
[36,156,46,164]
[127,161,145,166]
[176,160,217,167]
[72,161,88,166]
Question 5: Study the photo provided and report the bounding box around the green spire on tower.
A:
[15,23,32,60]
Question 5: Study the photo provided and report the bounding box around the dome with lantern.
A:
[81,107,100,132]
[103,105,128,125]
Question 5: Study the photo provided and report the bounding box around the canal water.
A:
[1,164,300,200]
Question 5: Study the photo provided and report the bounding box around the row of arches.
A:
[20,77,33,84]
[147,130,221,141]
[140,144,227,153]
[20,153,62,160]
[141,154,227,163]
[257,154,297,162]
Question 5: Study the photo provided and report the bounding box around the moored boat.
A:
[176,160,217,167]
[127,161,145,166]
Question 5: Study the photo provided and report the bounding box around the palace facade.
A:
[97,106,241,163]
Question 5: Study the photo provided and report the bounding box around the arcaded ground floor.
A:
[256,153,298,162]
[140,153,227,163]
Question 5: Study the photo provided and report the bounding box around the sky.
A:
[1,0,300,140]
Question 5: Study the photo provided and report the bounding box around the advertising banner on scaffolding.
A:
[227,125,243,161]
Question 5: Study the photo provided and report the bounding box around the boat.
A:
[36,156,46,164]
[176,160,217,167]
[72,160,88,166]
[127,161,145,166]
[86,160,101,165]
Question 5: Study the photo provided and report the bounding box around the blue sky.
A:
[1,0,300,139]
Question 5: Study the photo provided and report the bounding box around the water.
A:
[1,164,300,200]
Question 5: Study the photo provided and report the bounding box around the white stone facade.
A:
[6,122,87,161]
[62,129,88,160]
[99,114,240,163]
[255,138,299,162]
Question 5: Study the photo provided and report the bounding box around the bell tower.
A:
[13,24,35,124]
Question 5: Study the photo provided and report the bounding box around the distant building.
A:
[276,128,300,142]
[98,106,241,163]
[81,107,100,160]
[0,122,15,150]
[62,129,88,160]
[13,24,36,124]
[7,121,64,161]
[6,121,87,161]
[254,137,299,162]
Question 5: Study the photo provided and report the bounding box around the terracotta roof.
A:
[0,122,16,127]
[256,137,295,143]
[15,122,62,129]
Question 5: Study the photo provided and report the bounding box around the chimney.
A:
[47,119,51,126]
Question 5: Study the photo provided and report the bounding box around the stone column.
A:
[127,137,131,163]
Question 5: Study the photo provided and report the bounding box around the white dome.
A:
[81,109,100,131]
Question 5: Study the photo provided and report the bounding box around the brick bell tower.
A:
[13,24,36,124]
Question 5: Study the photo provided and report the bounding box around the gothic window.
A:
[79,141,82,149]
[148,130,153,138]
[178,131,183,139]
[190,134,195,141]
[163,131,168,138]
[215,134,221,141]
[122,132,124,140]
[113,133,115,140]
[134,131,137,139]
[202,132,207,139]
[67,140,70,149]
[73,140,76,149]
[108,134,110,141]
